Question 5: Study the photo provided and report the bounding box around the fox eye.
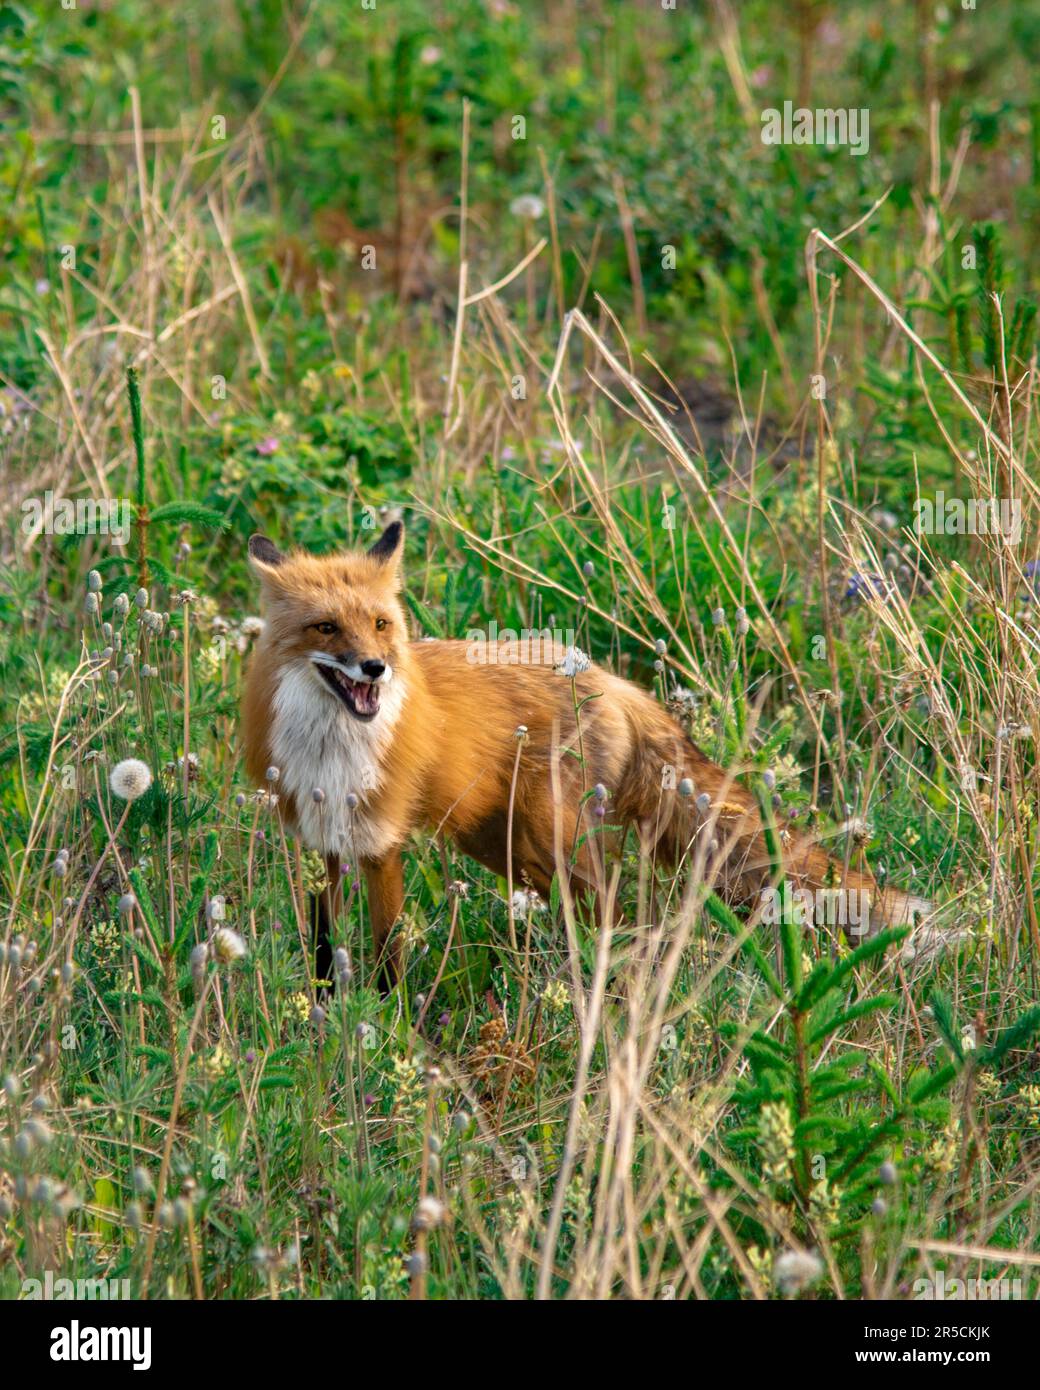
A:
[375,617,387,632]
[312,621,338,636]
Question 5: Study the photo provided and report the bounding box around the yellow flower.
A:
[759,1102,795,1187]
[197,1043,234,1082]
[196,642,224,681]
[541,979,570,1015]
[748,1244,773,1276]
[391,1055,425,1123]
[299,849,329,896]
[1018,1084,1040,1125]
[810,1177,842,1227]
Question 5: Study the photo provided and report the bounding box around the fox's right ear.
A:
[248,534,284,570]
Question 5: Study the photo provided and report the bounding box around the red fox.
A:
[242,523,931,985]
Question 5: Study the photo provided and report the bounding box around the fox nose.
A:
[360,659,386,682]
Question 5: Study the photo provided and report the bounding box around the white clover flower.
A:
[555,646,592,678]
[240,616,265,638]
[213,928,248,963]
[109,759,153,802]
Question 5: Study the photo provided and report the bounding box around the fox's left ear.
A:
[367,520,404,570]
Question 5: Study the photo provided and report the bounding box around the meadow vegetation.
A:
[2,0,1040,1299]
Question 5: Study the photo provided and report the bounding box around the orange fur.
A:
[241,525,919,984]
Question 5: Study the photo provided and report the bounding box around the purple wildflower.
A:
[844,572,890,603]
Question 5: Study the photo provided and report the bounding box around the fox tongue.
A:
[324,663,381,716]
[352,681,379,715]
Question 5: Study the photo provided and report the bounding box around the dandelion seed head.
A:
[555,645,592,677]
[774,1249,824,1295]
[511,889,546,920]
[510,193,545,220]
[413,1195,446,1230]
[109,758,153,801]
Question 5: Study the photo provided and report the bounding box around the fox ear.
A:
[248,534,284,569]
[367,520,404,567]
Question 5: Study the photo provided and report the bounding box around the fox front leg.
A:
[309,853,342,989]
[363,852,405,991]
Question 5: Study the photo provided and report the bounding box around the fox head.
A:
[247,522,408,723]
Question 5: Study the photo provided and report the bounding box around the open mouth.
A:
[313,662,382,721]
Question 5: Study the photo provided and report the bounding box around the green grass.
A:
[2,0,1040,1300]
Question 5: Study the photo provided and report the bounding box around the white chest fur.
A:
[269,661,406,863]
